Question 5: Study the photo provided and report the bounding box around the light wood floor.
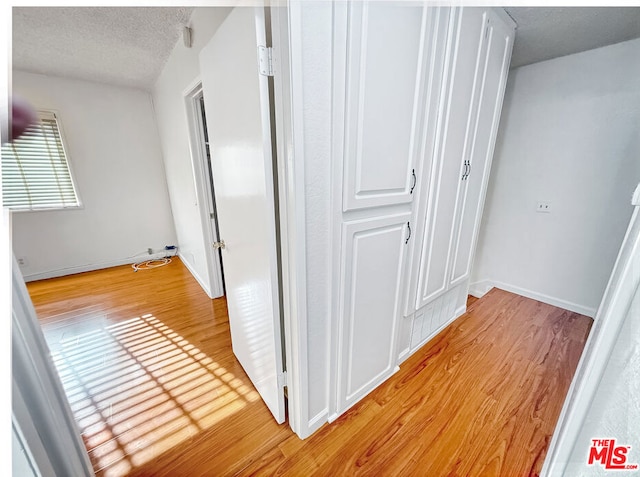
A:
[27,258,592,476]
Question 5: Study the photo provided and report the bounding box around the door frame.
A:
[11,252,94,477]
[183,79,225,299]
[270,4,312,438]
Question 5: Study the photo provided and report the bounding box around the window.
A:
[2,111,80,210]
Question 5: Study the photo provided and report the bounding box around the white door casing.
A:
[184,82,225,299]
[199,7,286,423]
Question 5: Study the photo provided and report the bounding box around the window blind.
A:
[1,111,80,210]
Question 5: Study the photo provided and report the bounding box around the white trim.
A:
[328,0,348,429]
[183,80,225,300]
[253,4,288,424]
[468,279,597,318]
[12,256,93,476]
[454,303,466,319]
[407,301,467,361]
[328,365,401,424]
[307,409,329,435]
[271,3,310,438]
[542,193,640,476]
[21,251,171,282]
[178,251,213,299]
[398,347,412,364]
[468,279,493,298]
[13,382,56,476]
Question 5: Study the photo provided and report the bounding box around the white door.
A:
[450,11,513,287]
[338,212,411,413]
[415,7,489,308]
[199,7,286,423]
[341,2,428,211]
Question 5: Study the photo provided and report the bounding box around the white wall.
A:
[11,71,177,280]
[152,7,231,297]
[291,2,334,431]
[472,38,640,317]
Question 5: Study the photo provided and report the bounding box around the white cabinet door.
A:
[416,7,489,308]
[342,2,428,211]
[450,11,514,287]
[338,212,411,412]
[199,7,286,424]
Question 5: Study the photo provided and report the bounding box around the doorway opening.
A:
[185,82,226,299]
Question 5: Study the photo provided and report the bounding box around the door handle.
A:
[405,222,411,244]
[410,169,417,194]
[462,160,470,180]
[213,240,226,250]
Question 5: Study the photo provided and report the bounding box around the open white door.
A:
[198,7,286,423]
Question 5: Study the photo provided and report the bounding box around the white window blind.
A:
[2,111,80,210]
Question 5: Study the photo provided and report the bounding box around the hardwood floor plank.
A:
[27,263,591,477]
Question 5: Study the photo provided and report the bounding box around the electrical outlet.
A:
[536,201,552,213]
[147,248,153,255]
[17,257,27,267]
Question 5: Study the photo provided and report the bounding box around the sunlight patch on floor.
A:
[47,313,259,476]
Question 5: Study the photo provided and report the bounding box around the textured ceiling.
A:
[13,7,640,85]
[13,7,194,90]
[506,7,640,68]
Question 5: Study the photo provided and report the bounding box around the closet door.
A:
[416,8,489,308]
[342,2,428,211]
[338,212,411,412]
[450,12,514,287]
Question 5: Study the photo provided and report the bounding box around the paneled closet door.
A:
[338,212,411,412]
[416,7,489,309]
[342,2,428,211]
[450,12,514,287]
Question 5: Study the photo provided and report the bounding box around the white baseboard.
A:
[468,280,493,298]
[398,346,411,364]
[178,252,213,299]
[22,252,170,282]
[302,409,329,439]
[470,279,597,318]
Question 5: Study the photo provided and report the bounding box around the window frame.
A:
[2,109,83,212]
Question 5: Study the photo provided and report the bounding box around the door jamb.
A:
[183,79,225,299]
[270,4,311,439]
[11,253,93,476]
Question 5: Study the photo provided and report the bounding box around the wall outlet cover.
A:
[536,201,552,213]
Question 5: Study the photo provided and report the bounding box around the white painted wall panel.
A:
[295,2,334,423]
[472,38,640,316]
